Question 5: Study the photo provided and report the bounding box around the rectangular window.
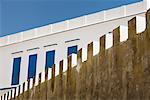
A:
[27,54,37,79]
[45,50,55,69]
[67,45,78,56]
[11,57,21,85]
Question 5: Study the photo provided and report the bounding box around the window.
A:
[27,54,37,79]
[11,57,21,85]
[67,45,78,56]
[45,50,55,69]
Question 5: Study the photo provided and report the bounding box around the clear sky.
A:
[0,0,142,37]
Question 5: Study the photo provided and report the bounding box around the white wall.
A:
[144,0,150,10]
[0,0,147,90]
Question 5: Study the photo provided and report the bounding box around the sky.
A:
[0,0,142,37]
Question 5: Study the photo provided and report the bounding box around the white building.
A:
[0,0,149,98]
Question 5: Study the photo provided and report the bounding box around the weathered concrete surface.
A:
[11,9,150,100]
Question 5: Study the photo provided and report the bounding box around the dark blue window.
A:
[11,57,21,85]
[27,54,37,79]
[67,45,78,56]
[45,50,55,69]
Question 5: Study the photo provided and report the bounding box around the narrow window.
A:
[45,50,55,69]
[11,57,21,85]
[27,54,37,79]
[67,45,78,56]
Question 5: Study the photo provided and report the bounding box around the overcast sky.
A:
[0,0,142,37]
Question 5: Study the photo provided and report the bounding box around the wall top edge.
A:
[0,1,147,47]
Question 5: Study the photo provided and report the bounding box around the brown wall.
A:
[9,9,150,100]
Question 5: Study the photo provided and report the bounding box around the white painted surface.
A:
[126,1,145,16]
[23,29,35,40]
[52,21,68,33]
[36,25,51,37]
[106,32,113,49]
[86,11,105,24]
[55,63,60,77]
[120,25,128,42]
[105,6,125,20]
[136,16,146,33]
[69,16,86,29]
[93,40,99,56]
[0,36,7,46]
[144,0,150,10]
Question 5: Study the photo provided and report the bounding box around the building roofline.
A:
[0,0,148,47]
